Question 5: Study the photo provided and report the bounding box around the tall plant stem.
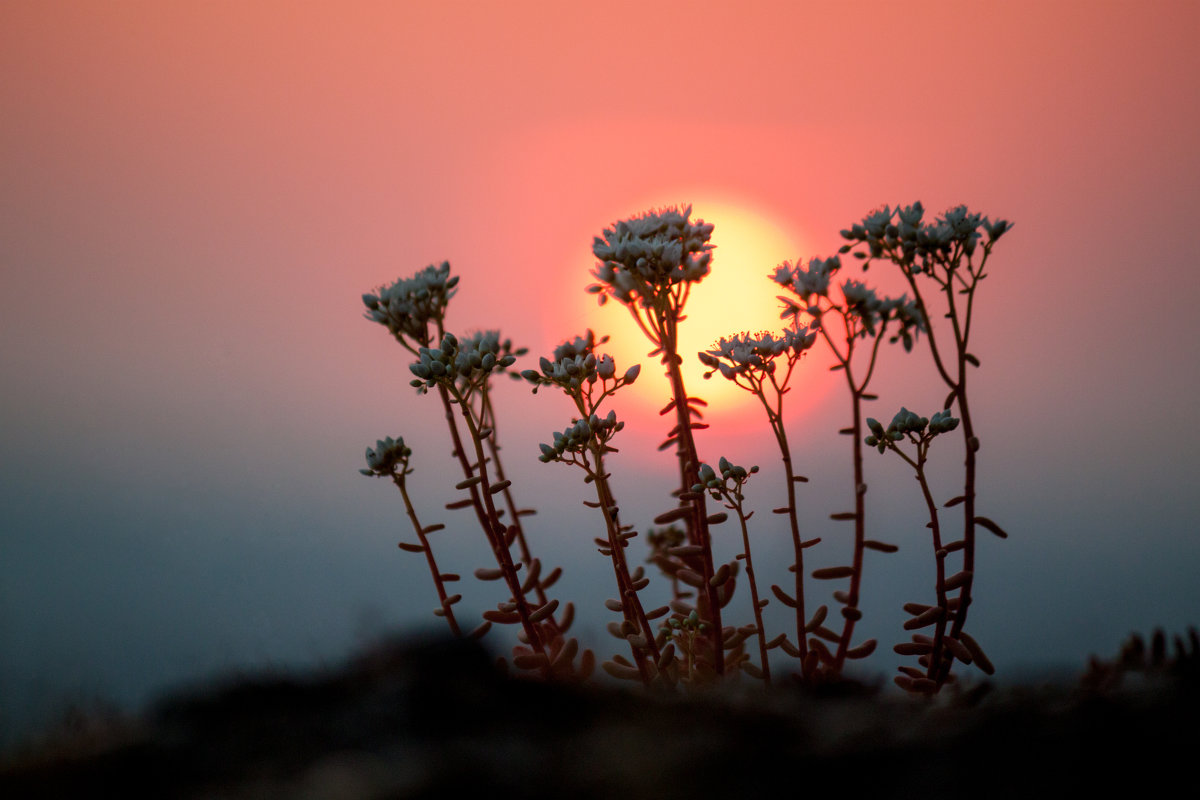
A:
[832,386,867,669]
[478,386,552,609]
[761,403,810,677]
[661,320,724,676]
[730,492,770,683]
[900,268,979,680]
[589,451,663,684]
[393,475,463,637]
[452,388,553,669]
[913,458,953,685]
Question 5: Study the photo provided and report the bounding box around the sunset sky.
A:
[3,1,1199,742]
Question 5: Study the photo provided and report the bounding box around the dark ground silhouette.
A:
[3,630,1195,798]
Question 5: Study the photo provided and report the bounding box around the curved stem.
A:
[660,310,724,675]
[394,474,462,637]
[587,446,662,684]
[729,487,771,683]
[452,386,553,670]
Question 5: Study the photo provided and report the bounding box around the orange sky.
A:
[3,1,1199,735]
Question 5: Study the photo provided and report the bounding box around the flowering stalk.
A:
[692,458,771,682]
[524,333,664,684]
[699,328,821,680]
[865,408,993,691]
[841,204,1012,681]
[360,436,467,638]
[590,205,727,677]
[363,265,576,675]
[773,258,920,675]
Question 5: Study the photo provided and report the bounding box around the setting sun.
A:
[567,197,829,426]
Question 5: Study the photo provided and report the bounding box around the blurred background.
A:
[3,0,1198,746]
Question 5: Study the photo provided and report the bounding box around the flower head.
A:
[538,410,624,462]
[865,407,959,452]
[360,435,413,477]
[699,328,816,382]
[691,456,759,496]
[588,205,714,309]
[522,331,639,395]
[408,330,522,394]
[362,261,459,345]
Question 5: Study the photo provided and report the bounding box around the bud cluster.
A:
[773,255,923,349]
[691,456,759,497]
[589,205,715,307]
[839,202,1011,271]
[698,328,816,381]
[359,435,413,477]
[538,411,625,463]
[522,331,641,394]
[408,330,521,394]
[866,407,959,452]
[363,261,459,344]
[771,255,838,304]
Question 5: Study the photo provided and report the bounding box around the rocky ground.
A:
[2,630,1196,799]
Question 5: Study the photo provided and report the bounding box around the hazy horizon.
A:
[3,0,1199,746]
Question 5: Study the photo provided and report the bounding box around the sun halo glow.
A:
[563,199,833,434]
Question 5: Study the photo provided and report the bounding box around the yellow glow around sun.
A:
[569,198,824,424]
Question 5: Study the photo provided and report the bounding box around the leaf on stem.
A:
[846,639,877,659]
[445,498,475,510]
[455,476,483,490]
[804,605,828,631]
[829,512,858,521]
[474,567,505,580]
[398,542,426,553]
[482,608,521,624]
[903,606,945,630]
[771,585,798,608]
[422,523,446,534]
[654,507,692,525]
[601,661,642,681]
[863,540,899,553]
[943,636,973,664]
[541,567,563,589]
[960,632,995,674]
[944,570,973,591]
[528,599,559,623]
[974,516,1009,538]
[812,566,855,579]
[944,495,966,508]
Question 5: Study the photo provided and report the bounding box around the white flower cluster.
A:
[589,205,715,307]
[408,330,520,394]
[773,255,923,349]
[362,261,459,343]
[840,203,1011,269]
[698,328,816,380]
[772,256,838,304]
[359,435,412,477]
[865,407,959,452]
[691,456,759,496]
[521,331,641,394]
[537,411,624,463]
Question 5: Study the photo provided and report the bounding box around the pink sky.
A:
[3,1,1199,737]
